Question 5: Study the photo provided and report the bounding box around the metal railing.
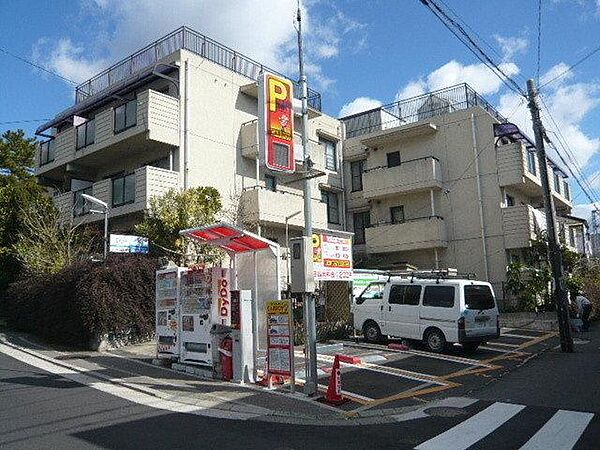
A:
[75,26,322,111]
[363,155,440,173]
[342,83,506,139]
[368,215,444,228]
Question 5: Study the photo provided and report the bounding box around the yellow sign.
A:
[266,300,289,315]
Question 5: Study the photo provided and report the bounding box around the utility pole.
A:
[297,0,318,396]
[526,79,574,353]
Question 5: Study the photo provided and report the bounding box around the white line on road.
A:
[415,402,526,450]
[519,410,594,450]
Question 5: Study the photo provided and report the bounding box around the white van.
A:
[352,277,500,353]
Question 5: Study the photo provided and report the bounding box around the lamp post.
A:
[82,193,109,260]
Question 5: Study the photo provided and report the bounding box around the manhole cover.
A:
[55,354,92,360]
[423,407,469,418]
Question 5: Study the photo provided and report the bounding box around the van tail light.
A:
[458,317,465,330]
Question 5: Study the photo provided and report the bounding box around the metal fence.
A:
[342,83,506,139]
[75,26,322,111]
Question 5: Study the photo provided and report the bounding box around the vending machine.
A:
[155,267,183,359]
[178,267,230,366]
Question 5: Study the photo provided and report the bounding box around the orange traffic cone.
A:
[325,354,347,405]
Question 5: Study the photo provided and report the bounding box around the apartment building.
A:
[341,83,581,298]
[35,27,347,259]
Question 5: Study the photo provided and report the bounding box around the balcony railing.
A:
[75,26,322,111]
[365,216,448,253]
[342,83,505,139]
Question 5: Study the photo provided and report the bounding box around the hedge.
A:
[1,255,158,349]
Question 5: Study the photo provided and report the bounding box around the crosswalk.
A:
[410,399,596,450]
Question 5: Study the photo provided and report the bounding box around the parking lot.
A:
[270,327,558,414]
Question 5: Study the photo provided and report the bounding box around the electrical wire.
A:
[0,46,79,86]
[536,0,542,85]
[419,0,527,98]
[539,43,600,90]
[0,119,51,126]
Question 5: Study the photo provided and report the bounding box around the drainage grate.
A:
[55,354,92,360]
[423,406,469,418]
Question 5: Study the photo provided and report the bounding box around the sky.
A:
[1,0,600,221]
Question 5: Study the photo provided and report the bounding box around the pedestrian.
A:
[573,290,593,332]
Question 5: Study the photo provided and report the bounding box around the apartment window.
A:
[387,151,401,168]
[353,211,370,245]
[73,186,93,217]
[350,160,365,192]
[39,139,56,165]
[76,118,95,150]
[114,99,137,133]
[569,227,576,247]
[506,194,515,207]
[563,181,570,200]
[323,139,337,171]
[527,151,537,176]
[553,172,561,194]
[423,286,455,308]
[112,173,136,207]
[390,205,405,224]
[265,174,277,192]
[321,190,340,224]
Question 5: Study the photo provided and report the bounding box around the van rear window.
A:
[464,285,495,310]
[423,286,455,308]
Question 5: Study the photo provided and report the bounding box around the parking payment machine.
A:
[156,267,183,359]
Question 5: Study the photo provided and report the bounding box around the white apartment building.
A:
[341,83,583,299]
[35,27,347,257]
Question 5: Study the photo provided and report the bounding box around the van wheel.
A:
[424,329,447,353]
[363,322,382,343]
[462,342,480,353]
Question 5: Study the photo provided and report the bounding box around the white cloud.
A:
[494,34,528,61]
[572,202,599,222]
[540,62,573,86]
[34,0,366,90]
[338,97,382,117]
[395,80,427,101]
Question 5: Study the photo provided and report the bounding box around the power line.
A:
[536,0,542,85]
[0,46,79,86]
[419,0,527,98]
[0,119,51,126]
[539,43,600,90]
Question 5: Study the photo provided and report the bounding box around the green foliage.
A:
[505,262,551,312]
[0,130,47,290]
[12,201,96,275]
[2,256,158,348]
[135,187,223,265]
[572,258,600,321]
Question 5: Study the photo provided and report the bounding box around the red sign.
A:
[259,73,295,173]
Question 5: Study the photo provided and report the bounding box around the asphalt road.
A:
[1,327,599,449]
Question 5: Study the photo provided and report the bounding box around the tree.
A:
[0,130,48,290]
[135,187,223,265]
[12,201,95,275]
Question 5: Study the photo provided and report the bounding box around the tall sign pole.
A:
[526,79,574,353]
[297,0,318,395]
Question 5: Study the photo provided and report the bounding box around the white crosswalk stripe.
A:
[415,402,526,450]
[414,401,595,450]
[520,410,594,450]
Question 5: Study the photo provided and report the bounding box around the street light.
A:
[82,193,109,260]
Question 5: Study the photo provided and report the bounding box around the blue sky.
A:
[1,0,599,218]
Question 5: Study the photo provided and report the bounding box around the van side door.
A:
[385,283,422,340]
[420,284,459,342]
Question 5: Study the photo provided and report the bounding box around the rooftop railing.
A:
[75,26,322,111]
[342,83,506,139]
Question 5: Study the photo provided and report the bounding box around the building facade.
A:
[341,83,580,298]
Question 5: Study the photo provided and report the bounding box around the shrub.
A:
[2,255,158,348]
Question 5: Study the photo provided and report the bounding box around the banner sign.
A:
[312,234,353,281]
[258,72,295,173]
[110,234,149,254]
[266,300,292,377]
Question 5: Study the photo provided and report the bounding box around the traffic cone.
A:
[325,354,346,405]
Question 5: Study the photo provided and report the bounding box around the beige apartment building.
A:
[35,27,347,262]
[341,83,584,299]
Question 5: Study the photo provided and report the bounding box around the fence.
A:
[342,83,506,139]
[75,26,322,111]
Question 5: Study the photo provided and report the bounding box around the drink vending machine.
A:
[155,267,185,359]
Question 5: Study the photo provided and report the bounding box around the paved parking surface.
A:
[272,328,558,414]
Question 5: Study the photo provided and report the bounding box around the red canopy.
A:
[179,222,274,253]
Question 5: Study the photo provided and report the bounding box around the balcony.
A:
[239,187,328,230]
[54,166,179,223]
[365,216,448,254]
[362,157,442,199]
[497,142,572,211]
[502,205,540,249]
[37,89,179,176]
